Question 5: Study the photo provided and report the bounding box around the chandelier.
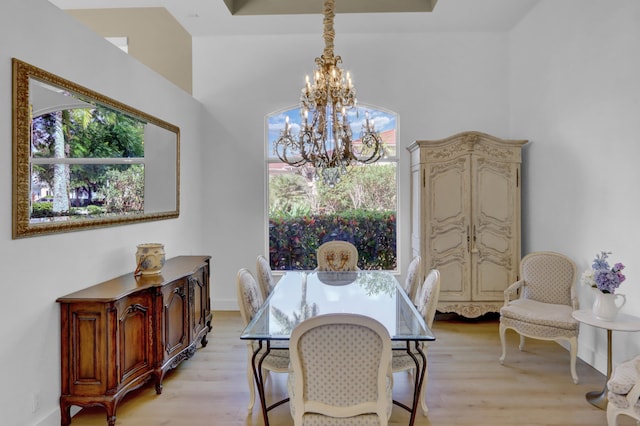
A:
[274,0,384,186]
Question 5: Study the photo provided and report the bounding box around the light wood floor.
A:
[67,311,633,426]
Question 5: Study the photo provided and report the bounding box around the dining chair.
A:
[316,240,359,271]
[499,251,579,384]
[402,255,421,305]
[236,268,289,412]
[256,254,275,299]
[288,313,393,425]
[392,269,440,416]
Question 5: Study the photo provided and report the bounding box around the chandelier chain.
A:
[322,0,336,59]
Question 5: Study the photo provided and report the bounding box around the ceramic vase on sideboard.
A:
[135,243,166,275]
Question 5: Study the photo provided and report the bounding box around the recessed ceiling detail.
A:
[222,0,438,15]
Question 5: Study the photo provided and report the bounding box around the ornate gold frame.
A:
[12,58,180,238]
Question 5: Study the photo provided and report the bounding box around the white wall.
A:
[0,1,207,425]
[194,31,512,309]
[510,0,640,373]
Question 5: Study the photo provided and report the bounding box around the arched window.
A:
[265,104,398,271]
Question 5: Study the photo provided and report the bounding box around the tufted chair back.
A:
[256,255,276,299]
[403,256,421,304]
[288,313,393,425]
[520,252,577,307]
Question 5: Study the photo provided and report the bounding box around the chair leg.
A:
[247,359,255,411]
[499,323,507,365]
[420,360,429,416]
[606,407,618,426]
[519,334,526,351]
[568,336,579,384]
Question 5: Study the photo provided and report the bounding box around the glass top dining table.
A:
[241,270,435,341]
[240,270,436,426]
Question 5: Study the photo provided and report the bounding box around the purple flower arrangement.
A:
[582,251,626,294]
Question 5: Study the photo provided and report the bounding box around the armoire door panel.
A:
[475,160,512,223]
[476,229,510,254]
[437,260,469,298]
[431,159,467,223]
[431,226,467,254]
[427,156,471,301]
[473,255,513,300]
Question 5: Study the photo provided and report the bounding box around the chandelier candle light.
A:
[275,0,385,186]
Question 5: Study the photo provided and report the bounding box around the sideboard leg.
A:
[105,401,117,426]
[60,400,71,426]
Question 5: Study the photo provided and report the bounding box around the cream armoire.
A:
[408,131,528,318]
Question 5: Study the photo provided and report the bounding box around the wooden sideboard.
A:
[57,255,212,426]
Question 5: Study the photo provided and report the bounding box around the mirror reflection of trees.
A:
[356,271,396,297]
[270,273,319,334]
[31,105,145,221]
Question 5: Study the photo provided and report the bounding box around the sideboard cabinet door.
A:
[408,132,527,318]
[189,261,212,346]
[114,293,155,389]
[156,277,189,391]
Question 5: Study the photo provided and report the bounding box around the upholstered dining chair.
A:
[392,269,440,416]
[236,268,289,412]
[288,313,393,426]
[607,355,640,426]
[316,240,359,271]
[256,254,275,300]
[499,251,579,384]
[402,255,421,305]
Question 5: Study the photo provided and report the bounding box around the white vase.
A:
[592,291,626,321]
[135,243,166,275]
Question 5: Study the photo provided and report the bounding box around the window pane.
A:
[266,105,398,271]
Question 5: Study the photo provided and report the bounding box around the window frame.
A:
[265,103,400,272]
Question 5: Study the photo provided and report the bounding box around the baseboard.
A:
[32,406,65,426]
[212,298,239,311]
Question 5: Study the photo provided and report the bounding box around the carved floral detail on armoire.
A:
[408,131,528,318]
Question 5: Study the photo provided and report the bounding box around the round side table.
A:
[572,309,640,409]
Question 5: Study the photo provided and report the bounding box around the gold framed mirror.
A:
[12,58,180,238]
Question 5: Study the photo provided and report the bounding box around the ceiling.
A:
[222,0,438,15]
[48,0,540,37]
